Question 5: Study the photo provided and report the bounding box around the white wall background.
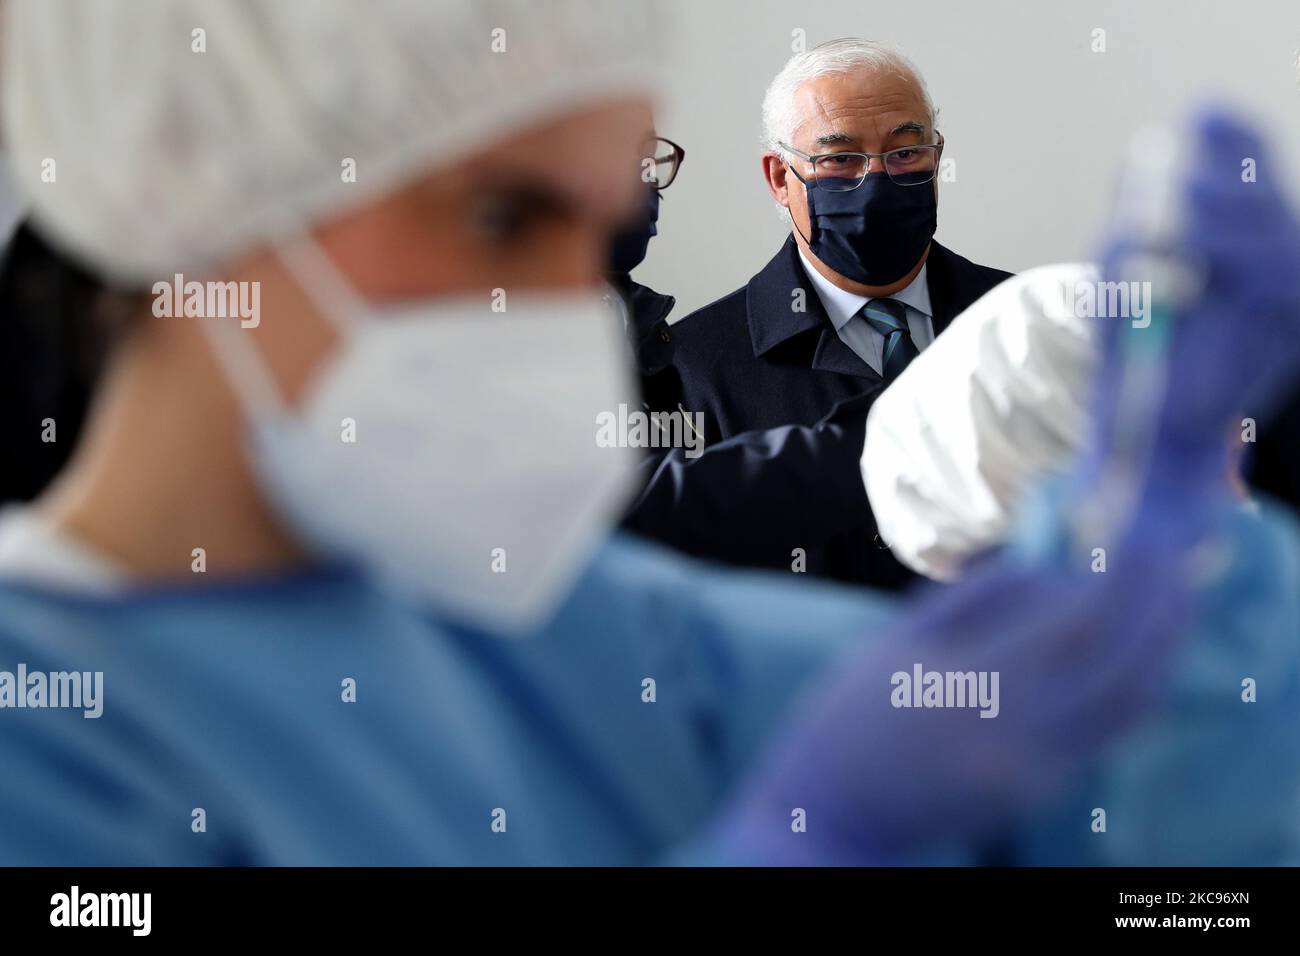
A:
[638,0,1300,318]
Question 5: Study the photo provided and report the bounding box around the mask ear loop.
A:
[196,234,370,421]
[783,160,815,248]
[180,167,300,418]
[272,234,369,335]
[197,301,287,420]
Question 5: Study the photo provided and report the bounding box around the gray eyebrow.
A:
[890,121,928,136]
[812,131,856,148]
[812,123,928,151]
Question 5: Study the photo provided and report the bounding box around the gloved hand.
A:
[1091,109,1300,495]
[706,516,1193,865]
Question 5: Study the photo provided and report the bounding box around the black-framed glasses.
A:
[779,134,944,190]
[641,136,686,190]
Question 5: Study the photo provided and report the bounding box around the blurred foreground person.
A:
[0,0,1295,866]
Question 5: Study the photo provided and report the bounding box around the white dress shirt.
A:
[797,248,935,376]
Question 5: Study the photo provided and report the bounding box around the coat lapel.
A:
[747,237,879,381]
[811,327,882,381]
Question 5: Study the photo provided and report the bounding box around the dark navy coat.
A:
[669,236,1014,444]
[634,238,1013,589]
[608,273,681,416]
[611,275,892,585]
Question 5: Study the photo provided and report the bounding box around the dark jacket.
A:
[608,274,681,416]
[611,274,894,585]
[669,237,1014,444]
[623,387,888,577]
[652,237,1013,589]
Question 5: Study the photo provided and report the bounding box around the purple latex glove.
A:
[705,518,1194,864]
[1090,109,1300,495]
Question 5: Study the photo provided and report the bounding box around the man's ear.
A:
[762,152,790,207]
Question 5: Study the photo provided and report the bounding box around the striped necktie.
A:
[861,297,919,381]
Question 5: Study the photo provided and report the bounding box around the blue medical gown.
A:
[1016,498,1300,866]
[0,502,1296,865]
[0,534,884,865]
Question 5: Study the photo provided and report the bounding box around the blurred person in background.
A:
[605,132,686,416]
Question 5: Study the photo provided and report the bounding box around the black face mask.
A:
[795,172,937,286]
[607,185,660,276]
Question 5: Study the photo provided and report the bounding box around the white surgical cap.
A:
[1,0,662,284]
[863,263,1101,581]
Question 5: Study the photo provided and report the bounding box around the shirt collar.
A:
[797,248,932,329]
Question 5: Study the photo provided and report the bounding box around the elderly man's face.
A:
[765,68,936,294]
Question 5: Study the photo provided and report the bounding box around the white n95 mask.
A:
[201,240,641,635]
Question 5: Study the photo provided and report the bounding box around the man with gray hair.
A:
[666,38,1011,588]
